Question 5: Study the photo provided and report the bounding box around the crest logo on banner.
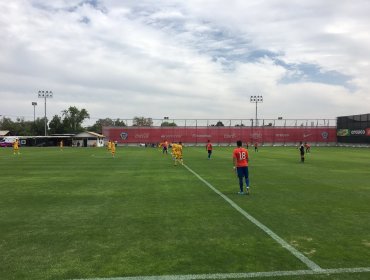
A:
[120,132,128,140]
[321,132,328,139]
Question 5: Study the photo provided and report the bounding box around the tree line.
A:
[0,106,175,136]
[0,106,233,136]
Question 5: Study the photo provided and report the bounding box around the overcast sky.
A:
[1,0,370,125]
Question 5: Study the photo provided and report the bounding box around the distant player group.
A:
[159,138,311,196]
[159,139,251,195]
[160,140,183,165]
[9,136,309,196]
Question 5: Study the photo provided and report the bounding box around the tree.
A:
[49,115,64,134]
[62,106,90,133]
[114,119,126,127]
[0,117,15,133]
[161,121,177,127]
[216,121,224,127]
[88,118,126,134]
[88,118,113,133]
[0,116,49,136]
[0,117,31,135]
[132,116,153,127]
[31,117,48,135]
[0,106,90,136]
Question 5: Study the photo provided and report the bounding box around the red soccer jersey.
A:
[233,147,249,167]
[206,143,213,150]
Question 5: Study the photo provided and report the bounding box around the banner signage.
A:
[337,129,350,136]
[103,127,337,144]
[337,128,369,137]
[350,129,366,135]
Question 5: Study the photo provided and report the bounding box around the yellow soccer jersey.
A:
[177,144,183,156]
[13,141,19,150]
[172,143,178,153]
[172,143,182,159]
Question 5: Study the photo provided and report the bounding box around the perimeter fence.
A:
[103,118,337,146]
[112,118,335,128]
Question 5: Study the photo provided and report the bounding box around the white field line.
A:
[70,163,370,280]
[71,267,370,280]
[182,163,322,272]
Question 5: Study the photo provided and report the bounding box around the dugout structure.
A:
[337,113,370,144]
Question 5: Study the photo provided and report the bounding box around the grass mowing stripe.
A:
[71,267,370,280]
[182,163,323,272]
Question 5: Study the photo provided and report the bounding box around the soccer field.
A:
[1,146,370,280]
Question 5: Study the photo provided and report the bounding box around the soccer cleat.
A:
[238,191,245,195]
[245,188,250,195]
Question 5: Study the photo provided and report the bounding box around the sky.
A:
[0,0,370,126]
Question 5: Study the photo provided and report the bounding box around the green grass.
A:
[1,146,370,280]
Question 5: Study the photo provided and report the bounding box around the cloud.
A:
[0,0,369,126]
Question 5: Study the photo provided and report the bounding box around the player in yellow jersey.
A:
[172,142,183,165]
[13,139,20,155]
[60,140,64,151]
[171,143,177,163]
[107,140,112,151]
[111,141,116,157]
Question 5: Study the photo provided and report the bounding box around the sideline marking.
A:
[182,163,322,271]
[71,267,370,280]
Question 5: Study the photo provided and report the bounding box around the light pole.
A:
[32,102,37,123]
[250,95,263,127]
[38,90,53,136]
[163,116,169,126]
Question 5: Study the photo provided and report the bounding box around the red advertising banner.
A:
[103,126,337,144]
[366,128,370,136]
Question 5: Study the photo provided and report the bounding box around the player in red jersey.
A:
[233,140,250,195]
[206,140,213,159]
[162,140,168,154]
[304,142,311,153]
